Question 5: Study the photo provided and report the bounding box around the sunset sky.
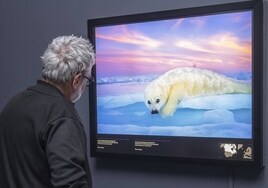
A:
[95,10,252,77]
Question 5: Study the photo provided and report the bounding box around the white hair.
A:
[41,35,95,84]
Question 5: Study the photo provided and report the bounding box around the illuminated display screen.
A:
[88,1,263,167]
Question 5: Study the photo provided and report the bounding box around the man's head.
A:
[41,35,95,102]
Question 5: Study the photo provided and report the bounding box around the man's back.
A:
[0,81,91,188]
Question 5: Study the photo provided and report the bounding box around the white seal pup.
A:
[144,67,251,117]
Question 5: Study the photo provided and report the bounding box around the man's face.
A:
[70,71,91,103]
[70,84,84,103]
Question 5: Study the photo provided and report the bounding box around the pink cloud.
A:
[96,25,162,49]
[174,32,251,59]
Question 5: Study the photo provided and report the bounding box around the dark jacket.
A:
[0,80,92,188]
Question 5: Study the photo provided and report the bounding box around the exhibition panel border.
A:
[88,0,263,167]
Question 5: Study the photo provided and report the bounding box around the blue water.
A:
[96,80,252,138]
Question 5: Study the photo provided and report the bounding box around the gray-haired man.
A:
[0,35,95,188]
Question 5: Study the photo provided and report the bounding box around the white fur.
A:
[144,67,251,117]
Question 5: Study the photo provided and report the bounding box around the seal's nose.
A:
[151,109,159,114]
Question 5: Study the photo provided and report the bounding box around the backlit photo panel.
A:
[96,11,252,138]
[88,0,263,167]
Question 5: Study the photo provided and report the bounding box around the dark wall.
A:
[0,0,267,188]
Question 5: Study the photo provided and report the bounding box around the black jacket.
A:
[0,80,92,188]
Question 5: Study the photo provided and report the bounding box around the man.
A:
[0,35,95,188]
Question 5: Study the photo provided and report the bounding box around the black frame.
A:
[88,0,263,167]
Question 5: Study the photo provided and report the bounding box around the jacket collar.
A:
[27,80,74,105]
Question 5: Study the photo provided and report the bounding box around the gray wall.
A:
[0,0,267,188]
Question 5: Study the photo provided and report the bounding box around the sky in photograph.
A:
[95,10,252,77]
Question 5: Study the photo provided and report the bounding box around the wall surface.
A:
[0,0,267,188]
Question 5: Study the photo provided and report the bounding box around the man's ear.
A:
[72,73,82,89]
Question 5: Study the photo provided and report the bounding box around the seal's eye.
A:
[156,99,160,103]
[147,100,151,104]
